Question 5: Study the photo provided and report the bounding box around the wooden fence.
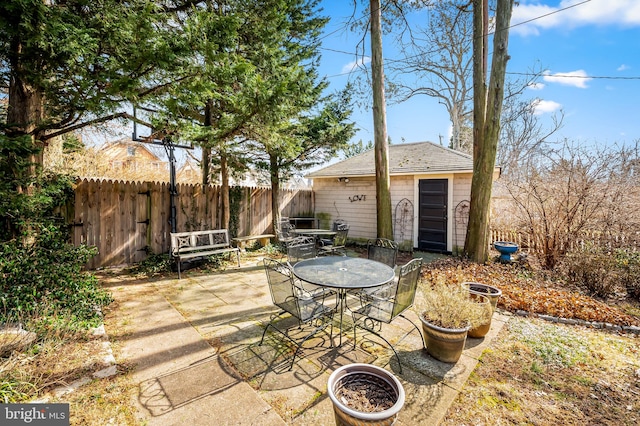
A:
[490,228,640,254]
[70,178,313,269]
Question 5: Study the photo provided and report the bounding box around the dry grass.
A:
[417,282,491,329]
[427,255,640,426]
[443,316,640,425]
[0,306,141,425]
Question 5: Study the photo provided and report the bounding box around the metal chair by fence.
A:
[367,238,399,268]
[319,224,349,255]
[287,236,337,300]
[351,258,424,373]
[259,258,335,370]
[276,221,297,251]
[286,236,317,266]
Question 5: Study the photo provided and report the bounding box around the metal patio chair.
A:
[318,223,349,255]
[259,258,335,370]
[276,220,297,251]
[351,258,424,373]
[367,238,399,268]
[286,236,317,266]
[287,236,337,301]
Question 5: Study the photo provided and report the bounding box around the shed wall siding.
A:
[314,175,419,243]
[313,177,377,241]
[312,172,474,250]
[452,173,473,251]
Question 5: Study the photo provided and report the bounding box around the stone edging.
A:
[510,309,640,335]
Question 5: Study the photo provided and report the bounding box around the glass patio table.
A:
[292,256,395,346]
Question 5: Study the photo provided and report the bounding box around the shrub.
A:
[0,225,111,326]
[560,244,640,300]
[614,249,640,301]
[417,276,490,329]
[128,252,173,277]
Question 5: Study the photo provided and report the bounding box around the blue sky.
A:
[317,0,640,149]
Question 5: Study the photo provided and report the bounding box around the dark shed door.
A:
[418,179,448,252]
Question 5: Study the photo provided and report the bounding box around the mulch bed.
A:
[420,257,640,327]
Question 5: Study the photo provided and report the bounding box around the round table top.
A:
[292,256,395,289]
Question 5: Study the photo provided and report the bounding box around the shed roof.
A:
[306,141,475,178]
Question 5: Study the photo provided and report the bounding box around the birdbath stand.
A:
[493,241,519,263]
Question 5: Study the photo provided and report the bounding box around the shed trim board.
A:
[413,174,454,253]
[311,169,473,179]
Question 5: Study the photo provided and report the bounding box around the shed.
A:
[306,141,500,253]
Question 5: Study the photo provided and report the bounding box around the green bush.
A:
[0,226,111,326]
[128,252,173,277]
[0,143,111,327]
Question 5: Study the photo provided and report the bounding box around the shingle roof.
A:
[306,141,474,178]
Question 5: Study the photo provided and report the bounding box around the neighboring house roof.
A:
[100,138,165,163]
[306,141,476,178]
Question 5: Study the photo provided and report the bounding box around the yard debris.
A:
[421,257,640,327]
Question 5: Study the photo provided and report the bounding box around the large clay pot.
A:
[327,363,405,426]
[420,316,469,363]
[461,282,502,310]
[466,294,492,338]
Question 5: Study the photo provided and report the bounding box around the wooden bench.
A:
[232,234,276,250]
[170,229,240,279]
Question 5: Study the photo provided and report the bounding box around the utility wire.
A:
[505,0,592,33]
[322,0,594,60]
[322,0,637,82]
[507,71,640,81]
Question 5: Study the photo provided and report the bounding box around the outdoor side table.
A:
[292,256,395,346]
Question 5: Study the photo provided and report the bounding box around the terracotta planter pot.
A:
[420,316,469,363]
[461,282,502,310]
[466,294,492,338]
[327,363,405,426]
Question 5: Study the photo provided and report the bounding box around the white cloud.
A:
[531,98,562,115]
[528,82,545,90]
[341,57,371,74]
[617,64,630,71]
[511,0,640,37]
[543,70,591,88]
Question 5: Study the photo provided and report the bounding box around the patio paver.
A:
[106,255,507,425]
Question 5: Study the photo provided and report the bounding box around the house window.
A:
[127,146,136,156]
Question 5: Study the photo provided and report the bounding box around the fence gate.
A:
[135,186,151,262]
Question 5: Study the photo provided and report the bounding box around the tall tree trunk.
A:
[202,99,213,186]
[7,41,46,185]
[269,153,281,238]
[220,150,230,230]
[370,0,393,239]
[465,0,514,262]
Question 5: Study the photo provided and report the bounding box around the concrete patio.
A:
[105,253,508,425]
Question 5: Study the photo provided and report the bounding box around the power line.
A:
[322,1,637,82]
[322,0,596,70]
[507,71,640,81]
[506,0,592,33]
